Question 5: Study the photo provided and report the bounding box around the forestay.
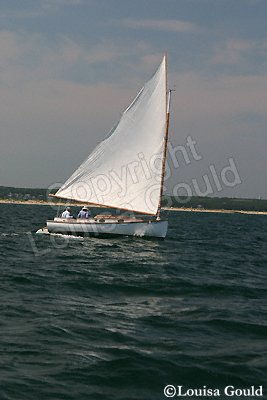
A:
[55,56,167,215]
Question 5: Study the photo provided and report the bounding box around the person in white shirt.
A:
[61,207,73,219]
[77,207,90,219]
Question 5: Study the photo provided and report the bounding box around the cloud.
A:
[43,0,84,8]
[0,30,155,87]
[0,31,23,68]
[210,39,267,65]
[118,18,199,33]
[0,0,85,20]
[0,29,266,195]
[84,44,125,65]
[0,32,117,86]
[1,29,266,119]
[170,71,267,123]
[0,10,43,19]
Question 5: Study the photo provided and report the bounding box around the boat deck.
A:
[50,216,153,224]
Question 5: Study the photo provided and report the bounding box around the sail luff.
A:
[156,88,171,218]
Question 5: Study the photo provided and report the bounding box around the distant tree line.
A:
[162,195,267,212]
[0,186,47,201]
[1,186,267,211]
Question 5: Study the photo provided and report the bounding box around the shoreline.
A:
[163,207,267,215]
[0,199,76,206]
[0,199,267,215]
[0,199,90,207]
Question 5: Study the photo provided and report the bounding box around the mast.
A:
[156,56,172,219]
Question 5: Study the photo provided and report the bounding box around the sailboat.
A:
[44,55,172,238]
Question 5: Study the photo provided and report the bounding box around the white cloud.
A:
[118,18,199,33]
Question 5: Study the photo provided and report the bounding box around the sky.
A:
[0,0,266,199]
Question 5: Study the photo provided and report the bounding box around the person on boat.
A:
[77,206,90,219]
[61,207,74,219]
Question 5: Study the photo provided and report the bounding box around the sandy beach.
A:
[1,199,266,215]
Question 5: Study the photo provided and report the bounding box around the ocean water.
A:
[0,204,266,400]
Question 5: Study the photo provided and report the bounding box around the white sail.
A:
[55,56,167,215]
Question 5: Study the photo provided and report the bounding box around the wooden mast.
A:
[156,54,172,220]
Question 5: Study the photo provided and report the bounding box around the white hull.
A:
[46,218,168,238]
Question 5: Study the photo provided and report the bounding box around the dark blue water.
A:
[0,204,266,400]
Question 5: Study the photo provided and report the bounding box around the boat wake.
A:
[36,227,49,235]
[0,232,20,237]
[36,227,84,241]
